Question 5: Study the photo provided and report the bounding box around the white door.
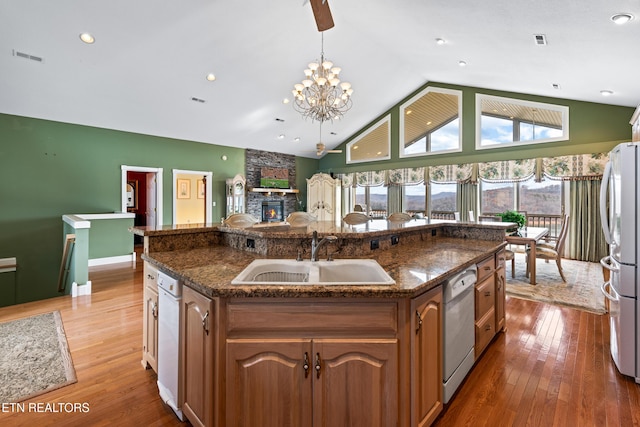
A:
[147,173,157,228]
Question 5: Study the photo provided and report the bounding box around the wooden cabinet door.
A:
[142,284,158,372]
[410,286,443,427]
[226,339,313,427]
[495,266,506,332]
[182,286,215,427]
[312,339,398,427]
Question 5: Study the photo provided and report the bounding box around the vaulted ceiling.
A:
[1,0,638,158]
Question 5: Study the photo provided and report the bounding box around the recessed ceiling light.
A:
[611,13,634,25]
[330,132,337,135]
[275,118,285,122]
[293,137,300,142]
[79,33,95,44]
[458,60,467,67]
[435,38,445,45]
[205,73,216,81]
[600,90,614,96]
[282,98,290,104]
[552,83,561,89]
[277,134,285,139]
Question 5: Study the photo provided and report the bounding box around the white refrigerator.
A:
[600,141,640,383]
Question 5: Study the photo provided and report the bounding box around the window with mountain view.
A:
[480,178,561,215]
[430,182,457,212]
[403,184,426,214]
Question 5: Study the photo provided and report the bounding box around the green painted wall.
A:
[295,156,321,210]
[88,218,135,259]
[0,113,247,305]
[319,82,635,173]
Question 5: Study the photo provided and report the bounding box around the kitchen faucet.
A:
[311,230,337,261]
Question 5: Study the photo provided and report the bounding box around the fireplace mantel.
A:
[250,188,300,196]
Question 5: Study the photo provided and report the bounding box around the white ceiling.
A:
[1,0,639,159]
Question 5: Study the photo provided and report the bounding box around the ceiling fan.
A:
[316,142,342,156]
[315,122,342,156]
[304,0,335,31]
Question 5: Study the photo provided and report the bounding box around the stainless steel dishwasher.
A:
[157,271,184,421]
[442,265,477,404]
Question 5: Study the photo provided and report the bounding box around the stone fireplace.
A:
[245,149,298,221]
[261,200,285,222]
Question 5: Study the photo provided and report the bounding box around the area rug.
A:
[0,311,77,402]
[506,252,607,314]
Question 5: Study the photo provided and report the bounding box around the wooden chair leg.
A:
[511,257,515,278]
[556,258,567,282]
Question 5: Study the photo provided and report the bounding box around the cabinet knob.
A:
[485,324,492,331]
[484,291,492,297]
[303,352,310,378]
[415,310,423,334]
[151,302,158,318]
[202,310,210,335]
[315,353,322,379]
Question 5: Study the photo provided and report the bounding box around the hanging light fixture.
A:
[292,32,353,122]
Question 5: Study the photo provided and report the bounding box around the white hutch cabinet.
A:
[306,173,341,223]
[226,174,246,216]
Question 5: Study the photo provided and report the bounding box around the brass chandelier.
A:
[292,33,353,122]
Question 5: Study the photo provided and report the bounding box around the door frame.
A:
[172,169,213,224]
[121,165,164,227]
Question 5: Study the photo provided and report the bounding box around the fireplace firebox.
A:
[261,201,285,222]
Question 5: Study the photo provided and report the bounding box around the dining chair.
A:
[343,212,371,225]
[526,215,570,282]
[504,249,516,278]
[285,211,317,227]
[537,214,569,249]
[387,212,413,222]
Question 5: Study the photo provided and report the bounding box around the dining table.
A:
[505,226,549,285]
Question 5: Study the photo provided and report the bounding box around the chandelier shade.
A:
[292,33,353,122]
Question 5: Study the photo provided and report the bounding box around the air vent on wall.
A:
[534,34,547,45]
[12,49,43,63]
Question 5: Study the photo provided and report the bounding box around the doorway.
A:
[121,165,164,231]
[172,169,213,224]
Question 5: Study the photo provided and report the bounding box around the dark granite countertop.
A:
[143,237,506,300]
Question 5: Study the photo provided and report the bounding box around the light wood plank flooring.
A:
[1,258,639,426]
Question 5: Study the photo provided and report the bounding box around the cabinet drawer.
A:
[226,300,398,337]
[475,307,495,357]
[476,256,495,282]
[475,276,495,319]
[143,262,158,290]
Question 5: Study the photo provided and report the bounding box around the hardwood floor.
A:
[0,257,186,427]
[1,259,639,426]
[435,296,640,427]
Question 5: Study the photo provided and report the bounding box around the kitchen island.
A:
[134,219,511,427]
